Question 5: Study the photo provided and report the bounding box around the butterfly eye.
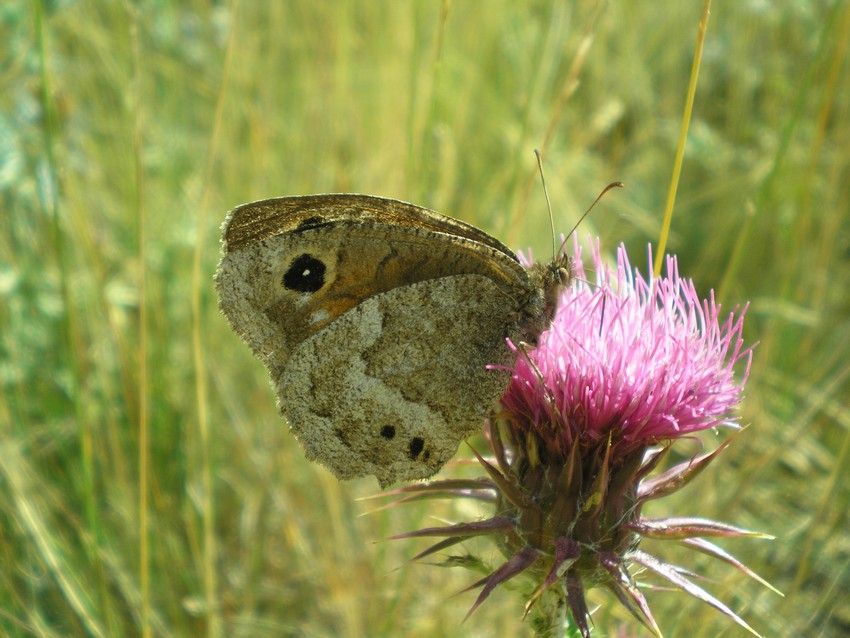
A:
[283,253,326,293]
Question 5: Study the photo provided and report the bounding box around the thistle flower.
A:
[389,238,776,637]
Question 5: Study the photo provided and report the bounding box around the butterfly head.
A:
[519,251,574,346]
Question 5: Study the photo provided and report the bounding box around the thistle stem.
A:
[529,588,570,638]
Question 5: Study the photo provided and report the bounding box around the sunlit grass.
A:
[1,1,848,636]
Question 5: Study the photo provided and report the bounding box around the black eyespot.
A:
[380,425,396,439]
[408,437,425,459]
[283,253,326,293]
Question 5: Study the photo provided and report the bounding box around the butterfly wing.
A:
[280,274,517,486]
[216,195,533,367]
[221,193,519,256]
[215,194,538,486]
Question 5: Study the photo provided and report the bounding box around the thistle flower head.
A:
[389,238,774,637]
[503,237,751,462]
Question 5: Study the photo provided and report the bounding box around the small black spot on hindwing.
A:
[283,253,326,293]
[380,425,396,439]
[408,437,425,459]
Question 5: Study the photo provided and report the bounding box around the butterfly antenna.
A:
[534,149,557,260]
[558,181,625,254]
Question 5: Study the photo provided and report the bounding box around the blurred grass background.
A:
[1,1,848,636]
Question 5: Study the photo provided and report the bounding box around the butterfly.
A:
[215,194,571,487]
